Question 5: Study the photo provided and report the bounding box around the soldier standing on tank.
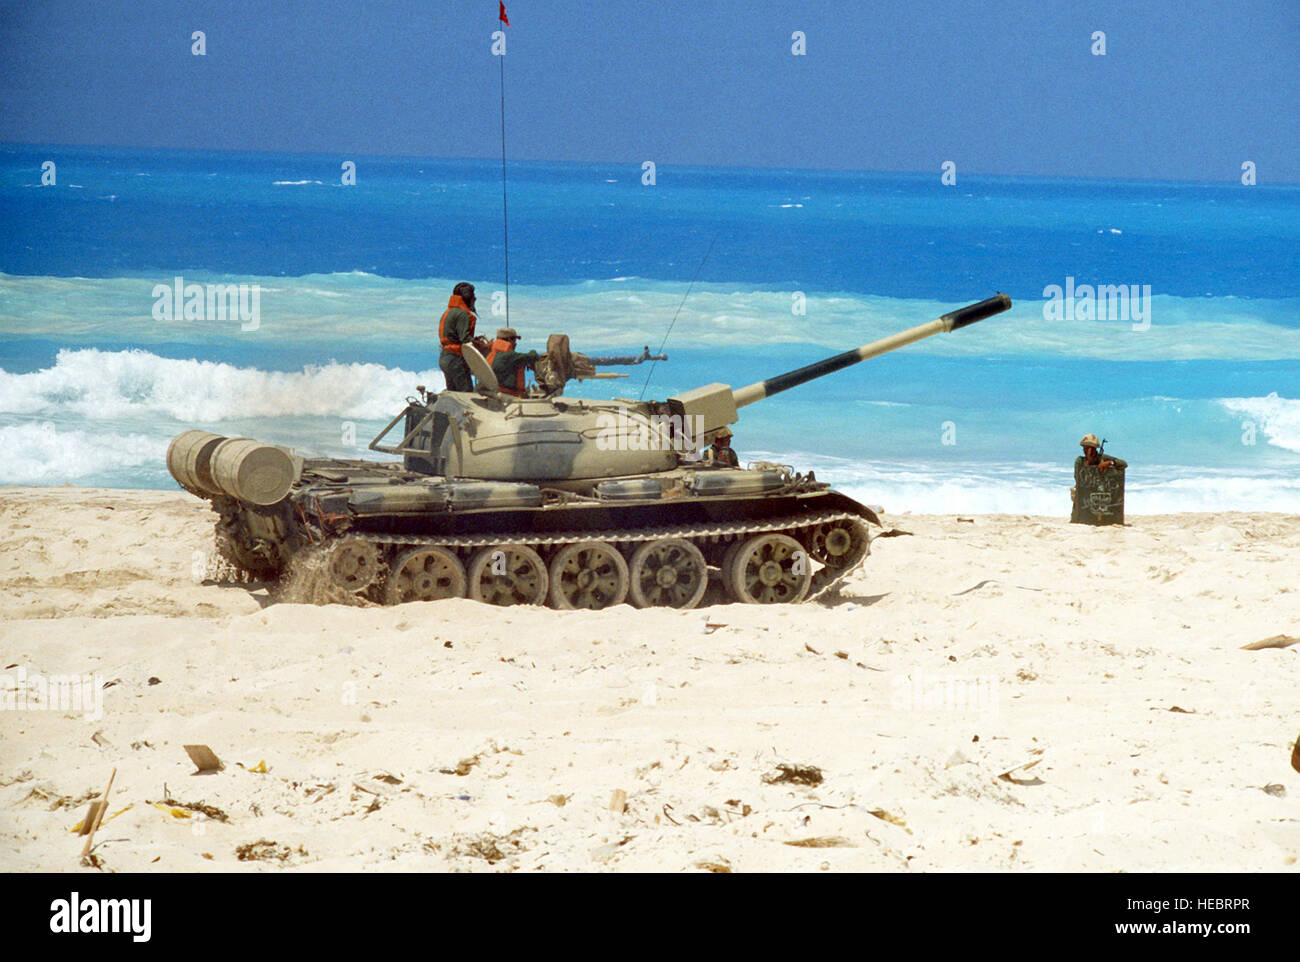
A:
[485,327,540,398]
[438,282,489,392]
[705,426,740,467]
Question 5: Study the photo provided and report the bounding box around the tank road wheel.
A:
[628,538,708,610]
[384,546,467,605]
[726,533,812,605]
[547,541,629,610]
[326,537,383,593]
[467,545,549,607]
[803,519,870,571]
[720,539,745,579]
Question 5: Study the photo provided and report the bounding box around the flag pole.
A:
[498,5,510,327]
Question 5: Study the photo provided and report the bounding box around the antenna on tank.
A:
[497,3,511,326]
[638,231,718,401]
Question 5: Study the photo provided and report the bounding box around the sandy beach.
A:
[1,486,1296,873]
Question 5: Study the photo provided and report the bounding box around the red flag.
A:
[499,2,510,27]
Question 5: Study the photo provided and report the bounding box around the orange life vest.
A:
[437,295,476,354]
[486,338,527,396]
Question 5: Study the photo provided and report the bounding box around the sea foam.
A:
[1219,394,1300,454]
[3,272,1299,361]
[0,348,442,423]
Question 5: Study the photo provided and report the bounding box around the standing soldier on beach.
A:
[437,282,488,392]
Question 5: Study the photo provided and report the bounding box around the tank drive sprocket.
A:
[802,518,871,570]
[326,536,383,593]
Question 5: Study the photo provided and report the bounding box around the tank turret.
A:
[167,293,1012,609]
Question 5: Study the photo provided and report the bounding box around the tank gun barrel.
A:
[732,293,1010,408]
[666,293,1011,436]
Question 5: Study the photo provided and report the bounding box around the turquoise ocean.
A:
[2,143,1298,514]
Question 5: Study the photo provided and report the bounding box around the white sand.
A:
[1,487,1296,872]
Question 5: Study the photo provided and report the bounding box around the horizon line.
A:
[3,139,1295,189]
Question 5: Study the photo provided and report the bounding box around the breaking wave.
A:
[0,348,442,423]
[1219,393,1300,454]
[0,422,161,484]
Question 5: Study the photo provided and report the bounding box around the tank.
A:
[167,293,1012,609]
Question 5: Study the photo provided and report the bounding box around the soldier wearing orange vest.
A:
[485,327,540,397]
[438,282,488,392]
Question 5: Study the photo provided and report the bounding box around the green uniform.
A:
[437,296,478,392]
[439,308,475,350]
[490,346,540,396]
[1074,453,1127,487]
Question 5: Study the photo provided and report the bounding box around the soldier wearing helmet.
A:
[1078,433,1125,474]
[705,426,740,467]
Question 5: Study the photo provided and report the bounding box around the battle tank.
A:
[166,293,1012,609]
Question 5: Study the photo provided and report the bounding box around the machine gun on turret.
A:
[531,335,665,394]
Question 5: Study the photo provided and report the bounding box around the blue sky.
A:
[1,0,1296,181]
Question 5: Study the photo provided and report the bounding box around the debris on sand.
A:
[235,839,307,862]
[762,763,824,787]
[183,744,223,773]
[784,836,852,848]
[72,804,132,833]
[997,750,1045,784]
[79,768,116,861]
[868,809,911,832]
[1241,634,1300,651]
[954,579,1043,596]
[695,858,732,873]
[159,797,230,822]
[440,755,481,776]
[23,786,100,811]
[445,829,531,864]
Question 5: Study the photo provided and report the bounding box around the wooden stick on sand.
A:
[80,767,117,860]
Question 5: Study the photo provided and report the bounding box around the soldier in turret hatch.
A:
[437,282,489,392]
[705,426,740,467]
[486,327,540,398]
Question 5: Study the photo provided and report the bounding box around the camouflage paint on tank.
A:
[688,469,786,497]
[436,395,677,482]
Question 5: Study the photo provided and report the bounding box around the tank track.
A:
[346,508,870,602]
